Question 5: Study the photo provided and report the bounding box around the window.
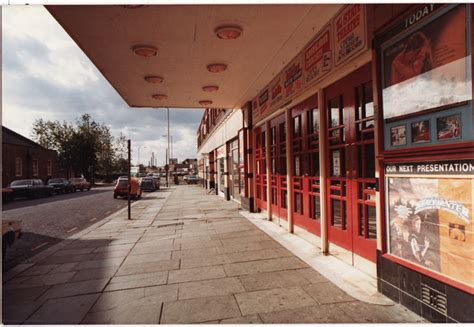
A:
[15,158,22,177]
[47,160,52,176]
[32,159,39,176]
[293,115,301,137]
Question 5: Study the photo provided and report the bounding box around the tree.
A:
[32,113,124,181]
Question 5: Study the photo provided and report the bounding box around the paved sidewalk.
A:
[2,185,425,324]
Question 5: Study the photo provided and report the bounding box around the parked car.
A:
[3,220,22,260]
[185,175,199,184]
[152,176,161,190]
[113,176,142,199]
[2,187,14,203]
[47,178,74,194]
[9,179,54,199]
[69,177,91,192]
[140,177,156,192]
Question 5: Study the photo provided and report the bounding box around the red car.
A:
[69,177,91,191]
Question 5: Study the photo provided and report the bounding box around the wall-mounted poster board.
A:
[385,160,474,287]
[379,4,473,151]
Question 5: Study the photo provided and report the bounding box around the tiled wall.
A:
[377,250,474,323]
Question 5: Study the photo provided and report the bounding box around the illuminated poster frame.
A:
[385,160,474,289]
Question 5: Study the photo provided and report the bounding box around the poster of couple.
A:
[387,175,473,286]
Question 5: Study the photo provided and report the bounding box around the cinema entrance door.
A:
[324,64,377,262]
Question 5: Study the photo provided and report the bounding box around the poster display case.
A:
[379,4,473,151]
[385,160,474,288]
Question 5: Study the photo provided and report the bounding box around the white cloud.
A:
[2,5,203,165]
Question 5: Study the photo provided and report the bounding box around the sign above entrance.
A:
[304,24,332,86]
[252,4,368,125]
[333,4,366,67]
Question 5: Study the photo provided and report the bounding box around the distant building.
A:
[2,126,58,187]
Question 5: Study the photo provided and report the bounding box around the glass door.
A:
[324,63,377,262]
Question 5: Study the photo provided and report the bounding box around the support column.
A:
[285,108,294,233]
[224,143,231,200]
[265,121,272,221]
[318,88,329,255]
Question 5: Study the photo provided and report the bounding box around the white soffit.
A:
[46,4,342,110]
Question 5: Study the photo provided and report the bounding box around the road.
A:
[2,186,134,272]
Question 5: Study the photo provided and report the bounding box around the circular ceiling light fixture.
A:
[152,94,168,100]
[215,25,243,40]
[144,75,164,84]
[202,85,219,92]
[199,100,213,107]
[132,45,158,57]
[207,63,228,73]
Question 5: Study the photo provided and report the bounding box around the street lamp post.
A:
[137,145,147,166]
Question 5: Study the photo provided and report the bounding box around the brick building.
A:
[2,126,58,187]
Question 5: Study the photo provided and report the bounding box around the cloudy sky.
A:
[2,5,204,166]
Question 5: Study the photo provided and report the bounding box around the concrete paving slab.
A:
[234,286,317,315]
[180,254,230,269]
[239,269,313,291]
[161,295,241,324]
[18,263,61,277]
[226,248,293,263]
[303,282,356,304]
[168,265,226,284]
[2,285,50,305]
[178,277,245,300]
[220,314,263,324]
[4,271,76,289]
[259,304,355,323]
[295,267,328,284]
[224,257,307,277]
[122,251,172,265]
[25,293,100,324]
[73,257,124,270]
[179,239,223,250]
[70,266,120,282]
[49,262,79,274]
[171,247,222,259]
[105,270,168,291]
[38,277,110,300]
[336,301,427,323]
[2,302,44,324]
[115,259,180,276]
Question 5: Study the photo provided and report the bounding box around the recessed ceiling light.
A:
[215,25,243,40]
[207,63,228,73]
[199,100,213,106]
[202,85,219,92]
[132,45,158,57]
[144,76,164,84]
[152,94,168,100]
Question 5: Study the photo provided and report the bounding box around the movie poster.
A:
[437,114,461,141]
[382,5,471,120]
[411,120,430,143]
[386,160,474,286]
[391,125,407,146]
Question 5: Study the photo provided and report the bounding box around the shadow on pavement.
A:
[3,237,121,324]
[2,188,111,212]
[3,232,64,273]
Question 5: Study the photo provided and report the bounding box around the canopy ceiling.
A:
[47,4,341,109]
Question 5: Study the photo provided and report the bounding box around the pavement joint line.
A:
[3,189,172,282]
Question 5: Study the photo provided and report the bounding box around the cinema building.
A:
[48,3,472,322]
[196,4,474,322]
